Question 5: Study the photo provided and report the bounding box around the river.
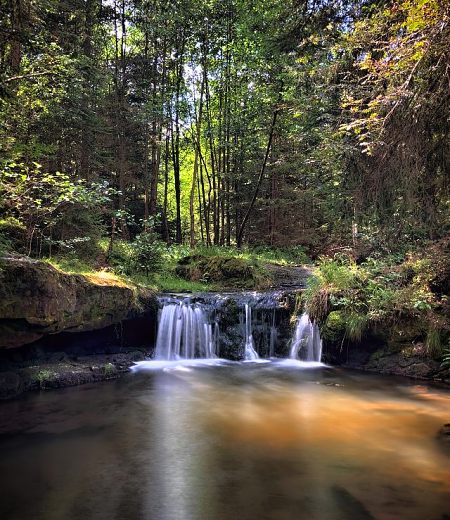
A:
[0,360,449,520]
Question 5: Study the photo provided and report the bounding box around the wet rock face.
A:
[0,257,157,349]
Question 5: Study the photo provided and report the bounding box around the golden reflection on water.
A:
[1,365,449,520]
[190,377,450,520]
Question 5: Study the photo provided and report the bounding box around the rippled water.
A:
[0,361,449,520]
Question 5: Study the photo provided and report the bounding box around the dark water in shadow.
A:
[0,360,449,520]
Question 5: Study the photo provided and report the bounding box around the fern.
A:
[426,327,442,358]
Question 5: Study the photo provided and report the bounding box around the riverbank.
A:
[1,251,449,400]
[0,349,148,399]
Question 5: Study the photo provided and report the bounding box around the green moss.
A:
[174,254,269,289]
[321,311,346,342]
[35,369,57,389]
[102,363,117,377]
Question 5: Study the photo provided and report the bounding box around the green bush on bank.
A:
[304,244,450,358]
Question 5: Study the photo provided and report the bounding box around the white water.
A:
[289,314,322,362]
[244,303,259,360]
[154,303,216,360]
[153,297,322,364]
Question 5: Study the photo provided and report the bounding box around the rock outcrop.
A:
[0,256,157,349]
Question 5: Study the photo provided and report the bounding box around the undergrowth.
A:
[41,240,309,292]
[303,243,450,357]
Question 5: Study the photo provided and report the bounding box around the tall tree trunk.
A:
[162,132,170,243]
[80,0,96,180]
[236,107,279,248]
[172,35,185,243]
[190,77,204,247]
[9,0,23,73]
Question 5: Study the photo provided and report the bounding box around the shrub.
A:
[441,342,450,373]
[0,217,26,253]
[303,248,449,352]
[130,232,165,277]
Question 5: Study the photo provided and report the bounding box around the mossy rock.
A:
[176,255,258,286]
[0,257,157,348]
[321,311,346,342]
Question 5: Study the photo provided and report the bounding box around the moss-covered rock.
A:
[175,254,269,288]
[321,311,346,343]
[0,256,157,348]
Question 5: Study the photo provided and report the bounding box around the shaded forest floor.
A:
[41,242,313,293]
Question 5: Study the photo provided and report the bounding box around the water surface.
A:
[0,361,449,520]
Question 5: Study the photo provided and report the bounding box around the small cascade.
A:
[244,303,259,360]
[289,314,322,362]
[154,302,216,360]
[152,291,299,361]
[269,309,277,358]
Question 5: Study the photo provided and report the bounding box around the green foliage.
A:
[248,245,312,265]
[107,233,164,278]
[1,0,448,304]
[0,234,12,255]
[426,327,442,359]
[130,233,165,277]
[35,369,56,390]
[304,243,450,350]
[345,312,368,343]
[149,272,210,293]
[44,255,98,275]
[0,216,26,253]
[0,162,113,256]
[101,363,117,378]
[107,241,135,275]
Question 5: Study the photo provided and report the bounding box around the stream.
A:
[0,361,449,520]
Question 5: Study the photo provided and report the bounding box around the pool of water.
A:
[0,360,449,520]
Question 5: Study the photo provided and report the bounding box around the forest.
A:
[1,0,447,249]
[0,0,449,342]
[1,2,450,517]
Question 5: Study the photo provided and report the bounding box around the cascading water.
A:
[289,313,322,362]
[243,303,259,360]
[152,292,316,363]
[154,302,216,360]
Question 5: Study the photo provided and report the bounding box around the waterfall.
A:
[152,292,307,362]
[244,303,259,360]
[269,309,277,358]
[289,314,322,362]
[154,302,216,360]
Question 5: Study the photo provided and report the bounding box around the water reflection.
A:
[0,363,449,520]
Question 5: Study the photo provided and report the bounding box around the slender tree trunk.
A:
[10,0,23,73]
[236,107,279,248]
[162,132,170,243]
[80,0,96,180]
[190,77,204,247]
[172,35,185,243]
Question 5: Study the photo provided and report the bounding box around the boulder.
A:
[0,256,156,348]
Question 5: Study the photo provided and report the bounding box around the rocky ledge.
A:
[0,256,157,349]
[0,350,148,399]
